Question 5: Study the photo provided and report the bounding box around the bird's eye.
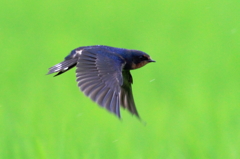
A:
[139,56,147,61]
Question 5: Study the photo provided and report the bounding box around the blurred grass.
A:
[1,0,240,158]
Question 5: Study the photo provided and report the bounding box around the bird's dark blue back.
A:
[65,45,130,61]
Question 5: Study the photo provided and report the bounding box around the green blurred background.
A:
[1,0,240,158]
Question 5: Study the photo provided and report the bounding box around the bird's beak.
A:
[148,59,156,62]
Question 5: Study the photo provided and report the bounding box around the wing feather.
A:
[76,49,125,118]
[120,70,140,118]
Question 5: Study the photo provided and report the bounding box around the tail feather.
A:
[47,58,78,76]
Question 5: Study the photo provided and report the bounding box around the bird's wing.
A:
[76,49,125,118]
[120,70,140,118]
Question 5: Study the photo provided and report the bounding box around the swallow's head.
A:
[130,50,155,69]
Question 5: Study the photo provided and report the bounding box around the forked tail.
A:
[47,58,78,76]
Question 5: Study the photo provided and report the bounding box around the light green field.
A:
[1,0,240,158]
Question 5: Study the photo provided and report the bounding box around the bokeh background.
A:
[1,0,240,158]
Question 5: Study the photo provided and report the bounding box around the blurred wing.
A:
[120,70,140,118]
[76,49,125,118]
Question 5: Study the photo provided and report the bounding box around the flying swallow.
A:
[47,45,155,119]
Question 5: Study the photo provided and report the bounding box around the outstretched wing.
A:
[120,70,140,118]
[76,49,125,118]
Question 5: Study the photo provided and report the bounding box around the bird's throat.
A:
[131,61,149,69]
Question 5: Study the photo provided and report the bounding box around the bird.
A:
[47,45,155,119]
